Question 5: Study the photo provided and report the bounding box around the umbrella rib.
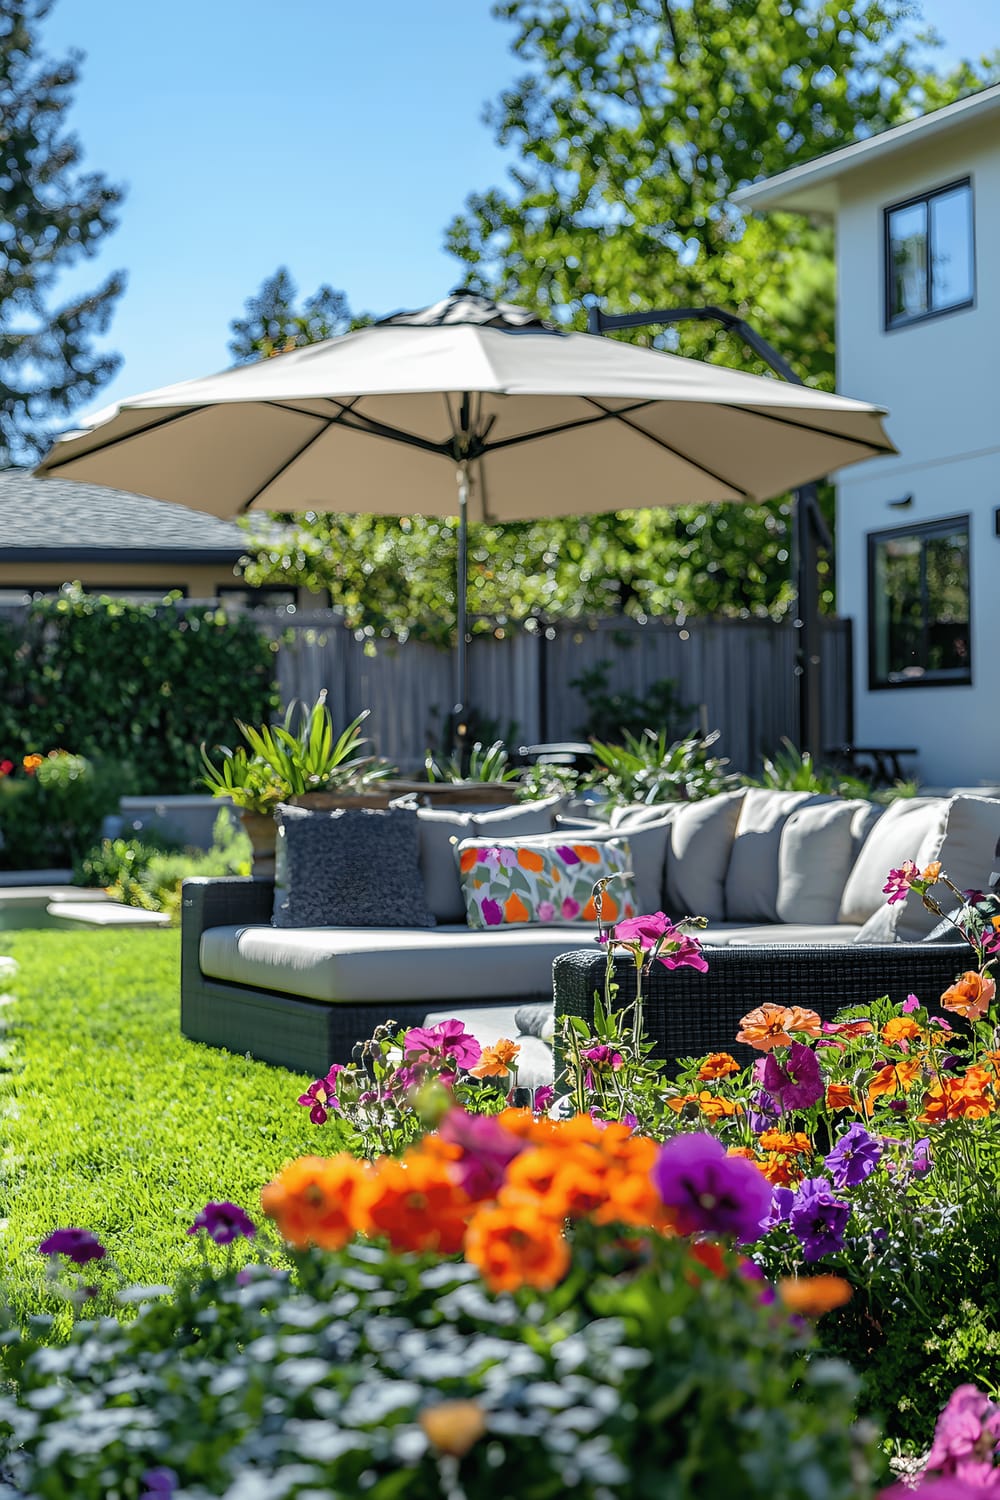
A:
[479,399,659,454]
[728,403,896,455]
[271,397,457,459]
[37,405,212,471]
[580,397,753,497]
[237,418,340,514]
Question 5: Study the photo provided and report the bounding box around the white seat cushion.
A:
[701,921,863,946]
[200,923,596,1004]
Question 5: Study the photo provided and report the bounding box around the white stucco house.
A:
[736,83,1000,788]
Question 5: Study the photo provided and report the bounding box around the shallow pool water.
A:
[0,902,88,932]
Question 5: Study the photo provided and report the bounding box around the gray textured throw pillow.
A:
[273,804,436,929]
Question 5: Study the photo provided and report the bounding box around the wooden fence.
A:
[266,612,853,775]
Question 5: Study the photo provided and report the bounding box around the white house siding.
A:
[833,118,1000,787]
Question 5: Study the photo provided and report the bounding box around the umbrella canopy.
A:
[34,290,895,727]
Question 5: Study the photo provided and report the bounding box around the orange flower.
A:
[756,1154,801,1186]
[758,1130,812,1155]
[573,844,602,864]
[260,1153,367,1251]
[736,1003,823,1051]
[919,1065,996,1123]
[21,753,42,775]
[727,1145,758,1160]
[698,1052,741,1081]
[420,1401,487,1457]
[459,848,479,873]
[502,1143,608,1219]
[464,1201,570,1292]
[825,1083,857,1112]
[582,892,619,921]
[665,1090,740,1120]
[882,1016,923,1047]
[941,970,996,1021]
[470,1038,520,1078]
[777,1275,852,1316]
[867,1058,922,1108]
[516,848,545,873]
[504,892,530,924]
[357,1152,472,1254]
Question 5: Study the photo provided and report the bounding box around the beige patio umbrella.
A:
[34,290,895,721]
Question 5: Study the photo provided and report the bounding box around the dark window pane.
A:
[869,521,970,687]
[888,201,928,321]
[930,186,973,309]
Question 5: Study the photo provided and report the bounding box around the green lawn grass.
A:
[0,928,339,1322]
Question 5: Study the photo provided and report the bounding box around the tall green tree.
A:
[0,0,125,463]
[238,4,993,635]
[228,266,371,363]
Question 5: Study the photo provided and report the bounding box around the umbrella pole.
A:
[453,463,470,757]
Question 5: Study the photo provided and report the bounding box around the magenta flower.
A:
[926,1384,1000,1470]
[824,1123,882,1188]
[533,1084,555,1113]
[481,897,504,926]
[297,1063,344,1125]
[582,1044,623,1070]
[652,1132,771,1242]
[555,845,581,865]
[187,1201,256,1245]
[600,912,709,973]
[883,861,919,905]
[561,896,580,920]
[912,1137,933,1177]
[537,900,556,922]
[403,1017,482,1071]
[439,1108,523,1199]
[39,1227,106,1266]
[903,993,921,1013]
[761,1042,824,1114]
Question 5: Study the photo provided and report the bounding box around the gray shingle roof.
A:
[0,471,248,559]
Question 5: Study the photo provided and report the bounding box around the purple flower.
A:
[903,993,921,1013]
[788,1176,851,1262]
[762,1042,824,1114]
[825,1123,882,1188]
[762,1185,796,1232]
[481,897,504,927]
[439,1108,523,1199]
[187,1201,256,1245]
[403,1018,482,1071]
[297,1064,344,1124]
[39,1228,106,1266]
[555,845,581,865]
[537,900,556,922]
[749,1088,779,1133]
[912,1137,933,1177]
[140,1469,179,1499]
[652,1132,771,1242]
[533,1084,555,1113]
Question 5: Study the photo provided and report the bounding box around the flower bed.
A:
[3,860,1000,1495]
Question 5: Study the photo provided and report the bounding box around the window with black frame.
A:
[885,179,974,328]
[868,518,971,688]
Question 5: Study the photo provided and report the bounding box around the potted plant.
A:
[201,695,396,874]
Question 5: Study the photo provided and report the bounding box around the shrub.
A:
[0,588,278,795]
[76,812,251,916]
[0,749,130,869]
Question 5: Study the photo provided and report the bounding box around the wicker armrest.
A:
[553,943,970,1073]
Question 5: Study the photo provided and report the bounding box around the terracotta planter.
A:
[239,810,277,879]
[286,789,397,811]
[380,780,521,807]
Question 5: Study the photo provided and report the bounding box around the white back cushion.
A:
[776,801,864,925]
[665,790,746,922]
[724,788,830,921]
[838,797,947,925]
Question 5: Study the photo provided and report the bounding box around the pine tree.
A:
[228,267,371,364]
[0,0,125,463]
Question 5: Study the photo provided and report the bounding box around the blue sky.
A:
[40,0,1000,422]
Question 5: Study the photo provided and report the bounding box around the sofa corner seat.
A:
[181,876,594,1074]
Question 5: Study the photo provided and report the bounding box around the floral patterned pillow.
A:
[455,836,636,929]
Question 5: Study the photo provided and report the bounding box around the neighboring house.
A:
[0,470,299,608]
[736,83,1000,788]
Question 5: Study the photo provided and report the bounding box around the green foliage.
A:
[0,928,332,1326]
[0,587,279,796]
[201,694,394,813]
[571,658,692,742]
[744,738,874,799]
[0,0,126,461]
[0,1232,874,1499]
[424,738,518,784]
[0,749,129,868]
[228,265,373,362]
[585,729,738,806]
[76,812,252,917]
